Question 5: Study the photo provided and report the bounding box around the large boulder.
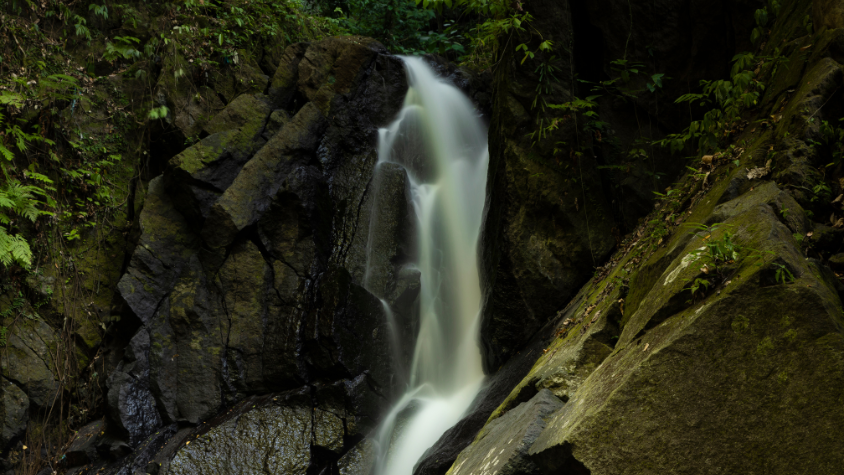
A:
[201,102,328,249]
[449,172,844,475]
[166,404,316,475]
[528,185,844,473]
[147,254,226,424]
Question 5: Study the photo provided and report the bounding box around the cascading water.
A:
[370,57,489,475]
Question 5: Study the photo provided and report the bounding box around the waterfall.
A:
[370,57,489,475]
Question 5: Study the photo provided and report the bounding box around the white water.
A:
[371,57,489,475]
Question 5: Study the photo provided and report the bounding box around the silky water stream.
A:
[367,57,489,475]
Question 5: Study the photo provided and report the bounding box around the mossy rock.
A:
[1,319,59,408]
[154,53,225,141]
[201,101,326,249]
[459,177,844,474]
[166,93,273,224]
[117,177,199,325]
[211,49,269,105]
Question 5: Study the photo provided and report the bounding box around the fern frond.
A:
[0,144,13,162]
[0,227,32,269]
[0,181,49,222]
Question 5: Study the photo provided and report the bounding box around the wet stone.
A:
[166,404,312,475]
[448,389,564,475]
[337,438,376,475]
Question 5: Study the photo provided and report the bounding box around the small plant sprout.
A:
[773,263,795,284]
[685,277,711,301]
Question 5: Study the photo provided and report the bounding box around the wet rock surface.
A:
[167,404,314,474]
[106,330,161,445]
[68,35,447,475]
[447,389,563,475]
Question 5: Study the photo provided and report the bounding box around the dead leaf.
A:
[747,166,770,180]
[591,310,602,324]
[800,44,813,51]
[807,231,814,237]
[832,194,843,205]
[701,154,714,166]
[836,218,844,229]
[643,343,650,352]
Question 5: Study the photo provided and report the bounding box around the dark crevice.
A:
[532,441,592,475]
[335,176,374,266]
[120,174,140,276]
[570,1,607,86]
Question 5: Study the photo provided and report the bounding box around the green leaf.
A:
[755,8,768,27]
[0,145,13,161]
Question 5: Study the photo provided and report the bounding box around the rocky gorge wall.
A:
[1,0,843,474]
[424,0,844,474]
[76,36,420,474]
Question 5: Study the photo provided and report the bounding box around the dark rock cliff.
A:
[54,36,420,475]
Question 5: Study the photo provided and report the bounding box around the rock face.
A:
[83,35,424,475]
[480,0,761,372]
[167,404,318,474]
[814,0,844,30]
[106,330,161,446]
[442,1,844,472]
[524,181,844,474]
[447,390,563,475]
[1,319,59,409]
[0,379,28,449]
